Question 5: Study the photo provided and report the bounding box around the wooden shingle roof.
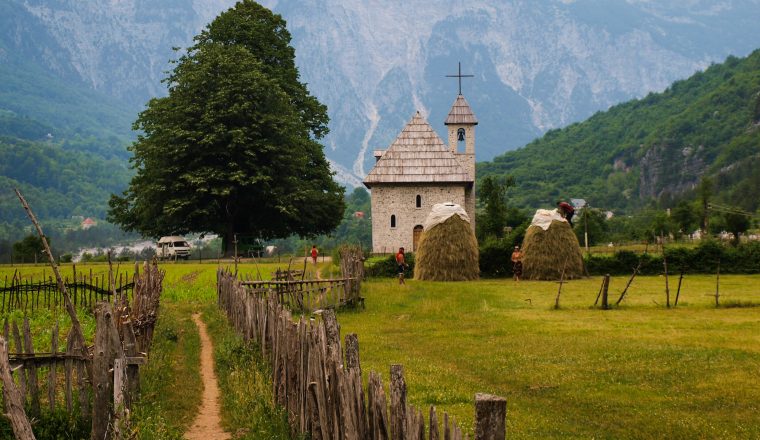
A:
[363,112,471,186]
[444,94,478,125]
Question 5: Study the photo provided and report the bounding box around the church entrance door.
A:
[413,225,424,251]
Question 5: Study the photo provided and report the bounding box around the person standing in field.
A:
[557,201,575,227]
[396,247,407,285]
[311,245,318,265]
[511,245,523,282]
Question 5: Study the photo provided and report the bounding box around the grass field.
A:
[2,262,759,438]
[339,275,760,439]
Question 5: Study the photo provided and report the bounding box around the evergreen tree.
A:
[108,1,344,254]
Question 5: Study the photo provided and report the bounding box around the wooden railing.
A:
[0,269,135,314]
[240,277,360,313]
[218,269,507,439]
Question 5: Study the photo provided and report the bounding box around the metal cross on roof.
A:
[446,62,474,95]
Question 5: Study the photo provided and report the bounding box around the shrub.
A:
[365,252,415,278]
[478,223,528,278]
[585,240,760,276]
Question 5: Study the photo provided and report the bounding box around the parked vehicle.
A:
[156,236,191,260]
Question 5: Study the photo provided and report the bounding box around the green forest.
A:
[478,49,760,214]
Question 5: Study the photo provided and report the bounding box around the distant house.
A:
[353,211,365,219]
[81,218,97,230]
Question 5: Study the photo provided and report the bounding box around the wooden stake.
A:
[616,260,642,306]
[14,189,85,349]
[674,270,684,307]
[715,258,721,307]
[553,259,568,310]
[601,274,610,310]
[663,240,670,308]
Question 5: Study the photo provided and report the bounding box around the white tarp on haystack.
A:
[423,202,471,230]
[530,208,567,231]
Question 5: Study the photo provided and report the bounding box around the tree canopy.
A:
[108,1,344,253]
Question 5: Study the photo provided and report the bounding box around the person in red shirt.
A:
[395,247,407,285]
[557,201,575,227]
[311,245,318,265]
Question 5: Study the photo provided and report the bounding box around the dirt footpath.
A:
[185,314,230,440]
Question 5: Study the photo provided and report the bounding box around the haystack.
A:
[415,203,479,281]
[522,209,584,280]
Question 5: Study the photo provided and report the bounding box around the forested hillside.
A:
[0,3,135,242]
[479,50,760,213]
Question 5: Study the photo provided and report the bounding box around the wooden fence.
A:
[0,269,135,314]
[2,318,90,418]
[0,261,164,440]
[240,277,359,313]
[242,246,366,313]
[218,270,507,439]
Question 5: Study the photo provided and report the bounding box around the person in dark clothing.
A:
[557,201,575,227]
[511,245,523,282]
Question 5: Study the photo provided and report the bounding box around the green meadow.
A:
[340,275,760,439]
[2,263,759,438]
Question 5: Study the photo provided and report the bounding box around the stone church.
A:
[363,94,477,254]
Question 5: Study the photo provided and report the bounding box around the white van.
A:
[157,236,191,260]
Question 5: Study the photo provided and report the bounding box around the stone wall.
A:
[370,184,467,254]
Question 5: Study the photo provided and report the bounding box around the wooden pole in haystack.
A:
[14,189,85,349]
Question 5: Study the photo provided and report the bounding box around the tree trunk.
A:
[223,222,236,258]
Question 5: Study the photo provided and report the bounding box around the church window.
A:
[390,215,396,228]
[416,195,421,208]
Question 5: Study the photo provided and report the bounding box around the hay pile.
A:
[415,205,479,281]
[522,211,584,280]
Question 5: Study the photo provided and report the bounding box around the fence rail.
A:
[0,270,135,314]
[241,277,359,313]
[218,269,506,439]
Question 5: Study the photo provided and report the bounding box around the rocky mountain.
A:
[3,0,760,186]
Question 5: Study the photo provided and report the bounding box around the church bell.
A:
[457,128,465,141]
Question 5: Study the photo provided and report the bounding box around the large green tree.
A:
[108,1,344,254]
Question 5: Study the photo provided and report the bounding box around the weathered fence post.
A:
[390,364,408,440]
[23,318,40,417]
[48,322,58,412]
[93,303,120,439]
[601,274,610,310]
[474,393,506,440]
[0,337,36,440]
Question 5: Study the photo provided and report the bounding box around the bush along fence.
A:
[0,261,164,440]
[0,267,135,314]
[218,269,507,439]
[585,241,760,276]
